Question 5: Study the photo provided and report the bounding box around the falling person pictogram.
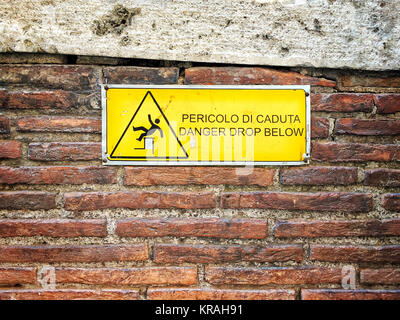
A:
[109,90,188,160]
[133,114,164,154]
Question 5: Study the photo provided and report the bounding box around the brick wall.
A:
[0,55,399,300]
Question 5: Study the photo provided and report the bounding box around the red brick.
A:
[365,169,400,187]
[0,140,22,159]
[0,191,56,210]
[374,94,400,114]
[361,268,400,285]
[64,191,216,211]
[0,267,36,285]
[0,166,116,184]
[340,74,400,89]
[280,166,357,185]
[103,66,179,84]
[0,65,101,90]
[185,67,336,86]
[56,267,197,285]
[1,90,80,110]
[0,90,7,106]
[0,244,148,263]
[28,142,101,161]
[221,192,372,212]
[148,288,295,300]
[116,218,267,239]
[0,114,10,134]
[275,219,400,238]
[0,219,107,237]
[382,194,400,211]
[205,267,341,285]
[153,244,302,264]
[335,118,400,136]
[0,89,6,102]
[124,167,274,186]
[311,93,374,112]
[0,289,139,300]
[17,116,101,133]
[310,245,400,263]
[312,142,400,162]
[302,289,400,300]
[311,117,329,138]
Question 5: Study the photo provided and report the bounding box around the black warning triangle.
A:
[109,91,189,159]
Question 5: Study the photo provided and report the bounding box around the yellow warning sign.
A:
[102,85,310,165]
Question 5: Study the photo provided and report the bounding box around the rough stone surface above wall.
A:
[0,0,399,71]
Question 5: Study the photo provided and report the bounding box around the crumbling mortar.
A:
[1,234,398,247]
[197,265,206,287]
[0,207,398,222]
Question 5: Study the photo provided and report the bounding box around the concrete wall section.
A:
[0,0,399,70]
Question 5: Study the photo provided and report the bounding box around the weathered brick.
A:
[56,267,197,285]
[0,140,22,159]
[0,191,56,210]
[0,244,148,263]
[64,191,216,211]
[76,56,128,65]
[124,167,274,186]
[280,166,358,185]
[185,67,336,86]
[335,119,400,136]
[311,93,374,112]
[365,169,400,187]
[310,245,400,263]
[275,219,400,238]
[340,74,400,89]
[0,267,36,285]
[0,65,101,90]
[116,218,267,239]
[374,94,400,114]
[103,66,179,84]
[28,142,101,161]
[361,268,400,285]
[312,142,400,162]
[148,288,295,300]
[0,219,107,237]
[0,289,139,300]
[153,244,302,264]
[302,289,400,300]
[0,166,116,185]
[0,114,10,134]
[221,192,372,212]
[311,117,329,138]
[0,90,80,110]
[382,194,400,211]
[0,90,7,106]
[0,53,69,64]
[17,116,101,133]
[205,267,341,285]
